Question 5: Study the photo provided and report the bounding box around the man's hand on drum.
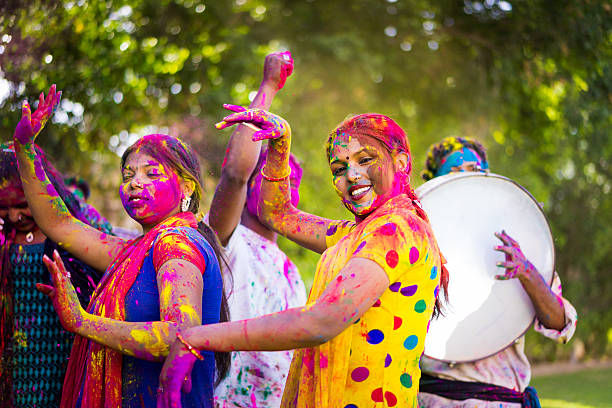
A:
[494,230,537,281]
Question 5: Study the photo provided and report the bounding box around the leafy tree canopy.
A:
[1,0,610,359]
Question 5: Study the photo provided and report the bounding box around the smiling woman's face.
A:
[119,151,184,225]
[328,133,400,217]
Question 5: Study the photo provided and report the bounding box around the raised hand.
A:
[157,337,198,408]
[13,84,62,146]
[494,230,537,280]
[215,107,290,143]
[38,249,87,333]
[262,50,294,91]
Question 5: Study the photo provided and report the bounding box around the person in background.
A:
[209,51,307,407]
[0,139,106,407]
[64,175,90,202]
[12,85,229,407]
[418,136,578,408]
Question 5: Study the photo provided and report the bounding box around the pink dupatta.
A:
[61,212,198,408]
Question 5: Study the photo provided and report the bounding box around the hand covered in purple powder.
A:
[38,249,87,333]
[157,335,198,408]
[13,84,62,146]
[262,50,294,90]
[216,107,291,143]
[494,230,537,280]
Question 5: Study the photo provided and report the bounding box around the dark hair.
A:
[327,114,449,317]
[121,134,231,384]
[422,136,488,181]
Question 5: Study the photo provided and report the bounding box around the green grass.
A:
[531,367,612,408]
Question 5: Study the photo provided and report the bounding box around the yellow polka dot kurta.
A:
[281,194,442,408]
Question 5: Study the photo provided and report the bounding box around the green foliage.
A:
[1,0,610,359]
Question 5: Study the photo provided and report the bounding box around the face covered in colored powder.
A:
[246,158,301,217]
[328,132,405,217]
[0,179,36,233]
[119,151,184,226]
[435,147,487,177]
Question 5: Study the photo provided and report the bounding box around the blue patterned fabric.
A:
[121,227,222,408]
[10,243,73,408]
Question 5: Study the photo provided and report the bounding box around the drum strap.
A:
[419,374,541,408]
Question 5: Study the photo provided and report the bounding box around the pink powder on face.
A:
[119,154,183,225]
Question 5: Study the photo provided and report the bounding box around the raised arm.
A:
[13,86,126,271]
[217,109,333,253]
[495,230,566,330]
[40,248,204,361]
[209,51,294,245]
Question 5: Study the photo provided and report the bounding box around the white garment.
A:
[418,272,578,408]
[215,224,307,408]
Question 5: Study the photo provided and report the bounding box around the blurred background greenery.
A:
[1,0,610,363]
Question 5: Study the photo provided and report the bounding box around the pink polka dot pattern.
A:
[350,367,369,382]
[385,391,398,407]
[409,246,419,264]
[380,222,397,235]
[386,250,399,268]
[371,387,383,402]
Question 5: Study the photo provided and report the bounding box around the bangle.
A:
[176,332,204,361]
[260,167,291,182]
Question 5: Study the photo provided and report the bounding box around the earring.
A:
[181,196,191,212]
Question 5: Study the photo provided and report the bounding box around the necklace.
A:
[25,231,34,243]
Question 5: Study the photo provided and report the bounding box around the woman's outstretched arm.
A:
[157,256,390,407]
[218,109,334,254]
[13,85,127,271]
[39,250,204,362]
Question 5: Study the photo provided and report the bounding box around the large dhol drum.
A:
[416,172,555,363]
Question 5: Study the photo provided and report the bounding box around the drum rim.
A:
[418,171,556,363]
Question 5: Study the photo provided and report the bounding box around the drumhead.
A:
[416,172,555,362]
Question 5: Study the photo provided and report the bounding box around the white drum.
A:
[416,172,555,362]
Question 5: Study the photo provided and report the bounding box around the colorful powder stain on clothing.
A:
[215,224,307,408]
[281,194,442,408]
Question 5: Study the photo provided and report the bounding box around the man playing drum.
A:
[417,137,578,408]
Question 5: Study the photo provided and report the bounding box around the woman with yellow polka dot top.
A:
[158,111,448,408]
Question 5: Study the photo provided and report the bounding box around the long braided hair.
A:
[121,134,231,384]
[326,114,449,316]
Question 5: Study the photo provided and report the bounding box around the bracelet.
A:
[176,332,204,361]
[260,167,291,182]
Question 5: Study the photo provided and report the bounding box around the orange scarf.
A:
[61,212,198,408]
